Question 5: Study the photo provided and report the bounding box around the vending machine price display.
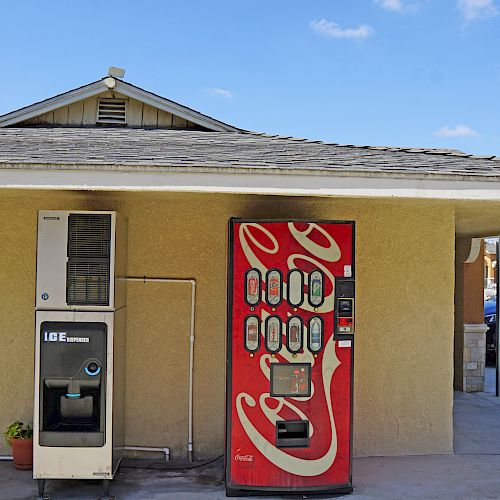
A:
[270,363,311,397]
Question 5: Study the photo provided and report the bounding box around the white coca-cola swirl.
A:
[236,336,340,476]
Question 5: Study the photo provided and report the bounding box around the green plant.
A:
[4,421,32,447]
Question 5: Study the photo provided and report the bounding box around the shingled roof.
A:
[0,127,498,181]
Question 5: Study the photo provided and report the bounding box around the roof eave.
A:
[0,80,107,127]
[1,160,500,183]
[113,80,240,132]
[2,162,500,202]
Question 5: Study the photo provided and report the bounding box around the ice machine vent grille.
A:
[67,261,110,306]
[66,214,112,306]
[97,98,127,125]
[68,214,111,259]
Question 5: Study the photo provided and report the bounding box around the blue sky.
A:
[0,0,498,155]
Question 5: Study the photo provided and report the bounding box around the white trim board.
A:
[4,167,500,200]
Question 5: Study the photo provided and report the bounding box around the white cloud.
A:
[434,124,479,137]
[375,0,403,11]
[310,19,374,39]
[458,0,498,21]
[206,88,233,99]
[374,0,421,13]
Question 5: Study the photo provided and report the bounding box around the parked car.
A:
[485,298,496,365]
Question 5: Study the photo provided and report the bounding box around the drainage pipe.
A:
[124,446,170,461]
[126,276,196,462]
[0,456,13,461]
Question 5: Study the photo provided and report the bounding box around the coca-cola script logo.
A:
[234,450,254,462]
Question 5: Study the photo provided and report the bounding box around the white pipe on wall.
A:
[124,446,170,461]
[188,279,196,462]
[0,456,13,461]
[126,276,196,462]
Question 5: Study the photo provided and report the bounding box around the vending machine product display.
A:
[226,219,355,495]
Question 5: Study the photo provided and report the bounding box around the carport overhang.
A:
[1,165,500,237]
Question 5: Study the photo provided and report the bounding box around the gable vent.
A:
[97,98,127,125]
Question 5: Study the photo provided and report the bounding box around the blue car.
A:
[485,298,496,365]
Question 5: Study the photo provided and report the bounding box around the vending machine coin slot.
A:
[276,420,310,448]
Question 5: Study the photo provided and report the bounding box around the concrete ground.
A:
[454,367,500,455]
[3,454,500,500]
[3,371,500,500]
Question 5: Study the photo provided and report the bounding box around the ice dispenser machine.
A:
[34,211,127,498]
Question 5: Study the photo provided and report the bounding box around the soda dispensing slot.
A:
[276,420,310,448]
[265,269,283,307]
[286,316,303,353]
[245,268,261,306]
[287,269,304,307]
[308,316,323,353]
[244,315,260,352]
[265,315,282,353]
[308,269,324,307]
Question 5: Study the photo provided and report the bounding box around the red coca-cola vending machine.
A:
[226,219,355,496]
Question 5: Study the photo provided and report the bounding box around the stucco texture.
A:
[0,190,455,458]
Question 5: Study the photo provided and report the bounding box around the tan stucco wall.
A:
[0,190,455,458]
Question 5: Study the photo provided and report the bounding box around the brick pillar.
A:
[463,323,488,392]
